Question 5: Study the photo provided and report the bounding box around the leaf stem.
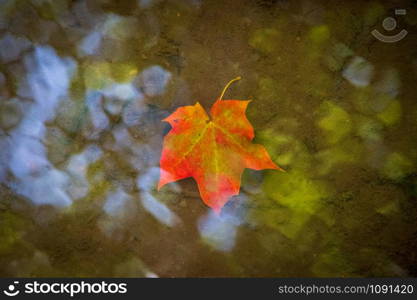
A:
[219,76,241,100]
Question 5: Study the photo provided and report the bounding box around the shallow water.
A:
[0,0,417,277]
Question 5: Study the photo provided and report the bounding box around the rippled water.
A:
[0,0,417,277]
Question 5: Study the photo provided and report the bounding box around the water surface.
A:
[0,0,417,277]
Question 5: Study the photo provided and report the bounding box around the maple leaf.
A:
[158,77,283,212]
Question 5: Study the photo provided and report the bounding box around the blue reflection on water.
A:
[104,187,132,217]
[78,30,102,57]
[198,195,248,252]
[141,192,179,227]
[3,46,76,207]
[0,35,179,231]
[137,65,172,97]
[66,145,102,200]
[137,167,180,227]
[85,90,110,139]
[342,56,374,87]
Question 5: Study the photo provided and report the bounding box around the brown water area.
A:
[0,0,417,277]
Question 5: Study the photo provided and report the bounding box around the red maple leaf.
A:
[158,77,282,212]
